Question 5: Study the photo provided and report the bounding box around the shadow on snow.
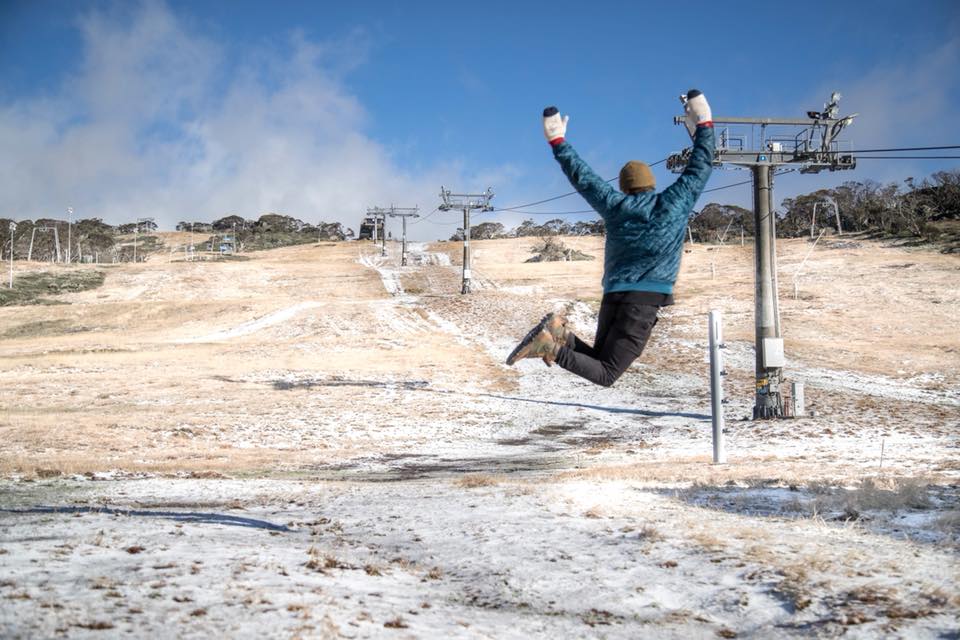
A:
[0,506,290,532]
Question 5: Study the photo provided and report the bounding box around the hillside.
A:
[0,236,957,637]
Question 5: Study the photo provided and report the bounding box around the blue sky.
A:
[1,0,958,237]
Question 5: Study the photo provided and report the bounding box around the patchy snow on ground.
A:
[1,476,957,639]
[1,237,959,638]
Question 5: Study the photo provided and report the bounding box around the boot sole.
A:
[506,313,556,365]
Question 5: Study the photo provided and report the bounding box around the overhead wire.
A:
[491,158,668,213]
[854,156,960,160]
[408,207,439,226]
[422,144,958,224]
[845,145,960,153]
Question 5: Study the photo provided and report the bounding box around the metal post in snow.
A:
[708,310,727,464]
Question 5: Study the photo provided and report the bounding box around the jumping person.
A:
[506,90,715,387]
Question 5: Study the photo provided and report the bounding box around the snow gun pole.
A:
[708,310,727,464]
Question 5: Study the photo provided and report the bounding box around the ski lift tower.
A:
[366,207,389,256]
[387,206,420,266]
[439,187,494,294]
[668,92,857,418]
[133,217,155,263]
[27,225,61,262]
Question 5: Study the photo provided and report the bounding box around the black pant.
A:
[554,291,669,387]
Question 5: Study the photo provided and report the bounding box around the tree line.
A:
[689,169,959,248]
[449,218,605,241]
[0,212,354,262]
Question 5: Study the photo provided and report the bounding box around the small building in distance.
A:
[357,215,384,241]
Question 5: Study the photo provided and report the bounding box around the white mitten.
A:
[683,89,712,138]
[543,106,569,145]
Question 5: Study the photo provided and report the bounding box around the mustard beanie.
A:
[619,161,655,193]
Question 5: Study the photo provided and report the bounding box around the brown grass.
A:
[454,474,499,488]
[773,564,816,611]
[584,506,605,519]
[807,476,933,518]
[934,511,960,535]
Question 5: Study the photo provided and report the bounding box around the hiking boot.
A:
[506,312,566,366]
[543,312,569,345]
[506,328,560,366]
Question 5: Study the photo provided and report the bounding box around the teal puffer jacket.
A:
[552,126,714,294]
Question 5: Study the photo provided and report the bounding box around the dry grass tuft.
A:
[845,583,896,605]
[773,564,815,611]
[690,531,725,553]
[584,506,604,519]
[383,617,408,629]
[800,476,934,519]
[846,477,931,511]
[305,546,350,573]
[454,474,499,488]
[637,525,664,543]
[934,511,960,534]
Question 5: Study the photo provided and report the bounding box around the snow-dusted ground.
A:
[1,240,958,638]
[2,475,957,638]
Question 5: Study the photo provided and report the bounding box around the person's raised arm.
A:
[661,90,715,207]
[544,106,623,217]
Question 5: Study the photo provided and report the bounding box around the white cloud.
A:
[0,2,494,239]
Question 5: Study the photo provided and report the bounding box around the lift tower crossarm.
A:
[674,116,850,126]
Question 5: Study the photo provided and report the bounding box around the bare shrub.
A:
[525,236,595,263]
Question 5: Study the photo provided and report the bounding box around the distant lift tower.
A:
[133,217,155,263]
[366,207,389,256]
[387,206,419,266]
[28,225,61,262]
[439,187,494,294]
[668,92,857,418]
